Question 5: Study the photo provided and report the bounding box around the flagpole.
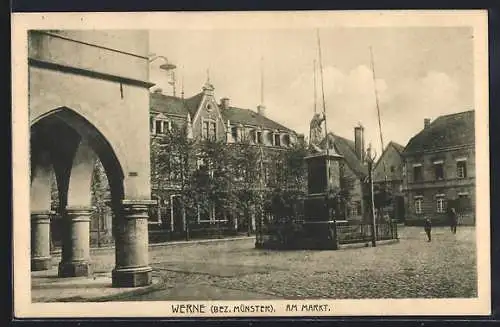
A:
[370,46,389,233]
[313,59,317,114]
[317,29,329,158]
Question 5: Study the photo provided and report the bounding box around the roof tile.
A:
[403,110,474,154]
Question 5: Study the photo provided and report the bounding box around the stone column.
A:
[58,206,92,277]
[31,210,52,271]
[112,200,154,287]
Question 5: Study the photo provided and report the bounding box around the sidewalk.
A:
[32,236,256,302]
[31,269,163,302]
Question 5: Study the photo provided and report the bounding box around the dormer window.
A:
[257,131,263,144]
[152,116,171,135]
[274,134,281,147]
[282,134,290,147]
[231,126,238,142]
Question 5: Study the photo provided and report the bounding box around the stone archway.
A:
[30,107,153,287]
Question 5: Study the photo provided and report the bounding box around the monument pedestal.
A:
[301,221,338,250]
[300,151,343,250]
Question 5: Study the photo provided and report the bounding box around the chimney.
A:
[257,104,266,117]
[354,124,365,162]
[220,98,230,110]
[424,118,431,129]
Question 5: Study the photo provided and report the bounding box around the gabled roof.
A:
[403,110,475,154]
[221,106,293,132]
[320,132,368,178]
[374,141,404,170]
[184,92,205,118]
[391,142,405,154]
[150,92,188,116]
[373,141,405,182]
[150,91,295,133]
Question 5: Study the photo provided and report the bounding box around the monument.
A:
[300,114,344,249]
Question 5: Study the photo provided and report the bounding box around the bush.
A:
[263,220,305,249]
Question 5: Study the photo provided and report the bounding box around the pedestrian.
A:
[424,217,432,242]
[449,207,458,234]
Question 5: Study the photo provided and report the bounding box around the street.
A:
[102,226,477,301]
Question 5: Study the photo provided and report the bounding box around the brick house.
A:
[373,141,406,222]
[402,110,475,225]
[321,125,369,222]
[149,80,300,238]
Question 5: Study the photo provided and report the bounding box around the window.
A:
[436,196,446,213]
[415,198,423,214]
[155,120,163,134]
[434,162,444,180]
[283,134,290,147]
[350,201,361,217]
[197,203,227,223]
[264,163,271,185]
[413,165,423,182]
[274,134,281,147]
[457,160,467,178]
[153,119,170,134]
[202,120,217,140]
[390,165,395,173]
[169,155,181,181]
[231,126,238,141]
[209,122,216,140]
[202,121,209,139]
[257,131,263,144]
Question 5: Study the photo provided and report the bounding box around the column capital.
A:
[65,206,94,214]
[122,199,157,206]
[31,210,54,223]
[31,210,55,216]
[65,206,93,222]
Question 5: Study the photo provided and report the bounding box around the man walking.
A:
[449,207,458,234]
[424,217,432,242]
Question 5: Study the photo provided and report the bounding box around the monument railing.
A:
[258,216,398,249]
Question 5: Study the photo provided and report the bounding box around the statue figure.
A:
[309,112,326,153]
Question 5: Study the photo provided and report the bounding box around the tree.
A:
[283,141,308,191]
[90,159,111,246]
[229,139,261,233]
[326,163,356,221]
[152,123,196,232]
[181,138,238,235]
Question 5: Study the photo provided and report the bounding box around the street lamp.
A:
[365,143,378,247]
[255,141,265,248]
[148,54,177,96]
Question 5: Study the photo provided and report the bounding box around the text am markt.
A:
[285,304,331,312]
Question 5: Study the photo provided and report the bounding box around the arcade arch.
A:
[30,107,153,287]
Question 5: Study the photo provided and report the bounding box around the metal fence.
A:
[258,217,398,249]
[335,220,398,244]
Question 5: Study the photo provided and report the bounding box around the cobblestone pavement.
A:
[114,226,477,301]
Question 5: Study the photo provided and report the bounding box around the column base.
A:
[112,266,152,288]
[31,257,52,271]
[58,261,92,277]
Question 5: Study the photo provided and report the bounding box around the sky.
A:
[148,27,474,156]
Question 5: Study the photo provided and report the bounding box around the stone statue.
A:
[309,112,325,153]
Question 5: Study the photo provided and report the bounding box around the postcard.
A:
[12,10,490,318]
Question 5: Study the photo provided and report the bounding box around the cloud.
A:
[266,66,463,155]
